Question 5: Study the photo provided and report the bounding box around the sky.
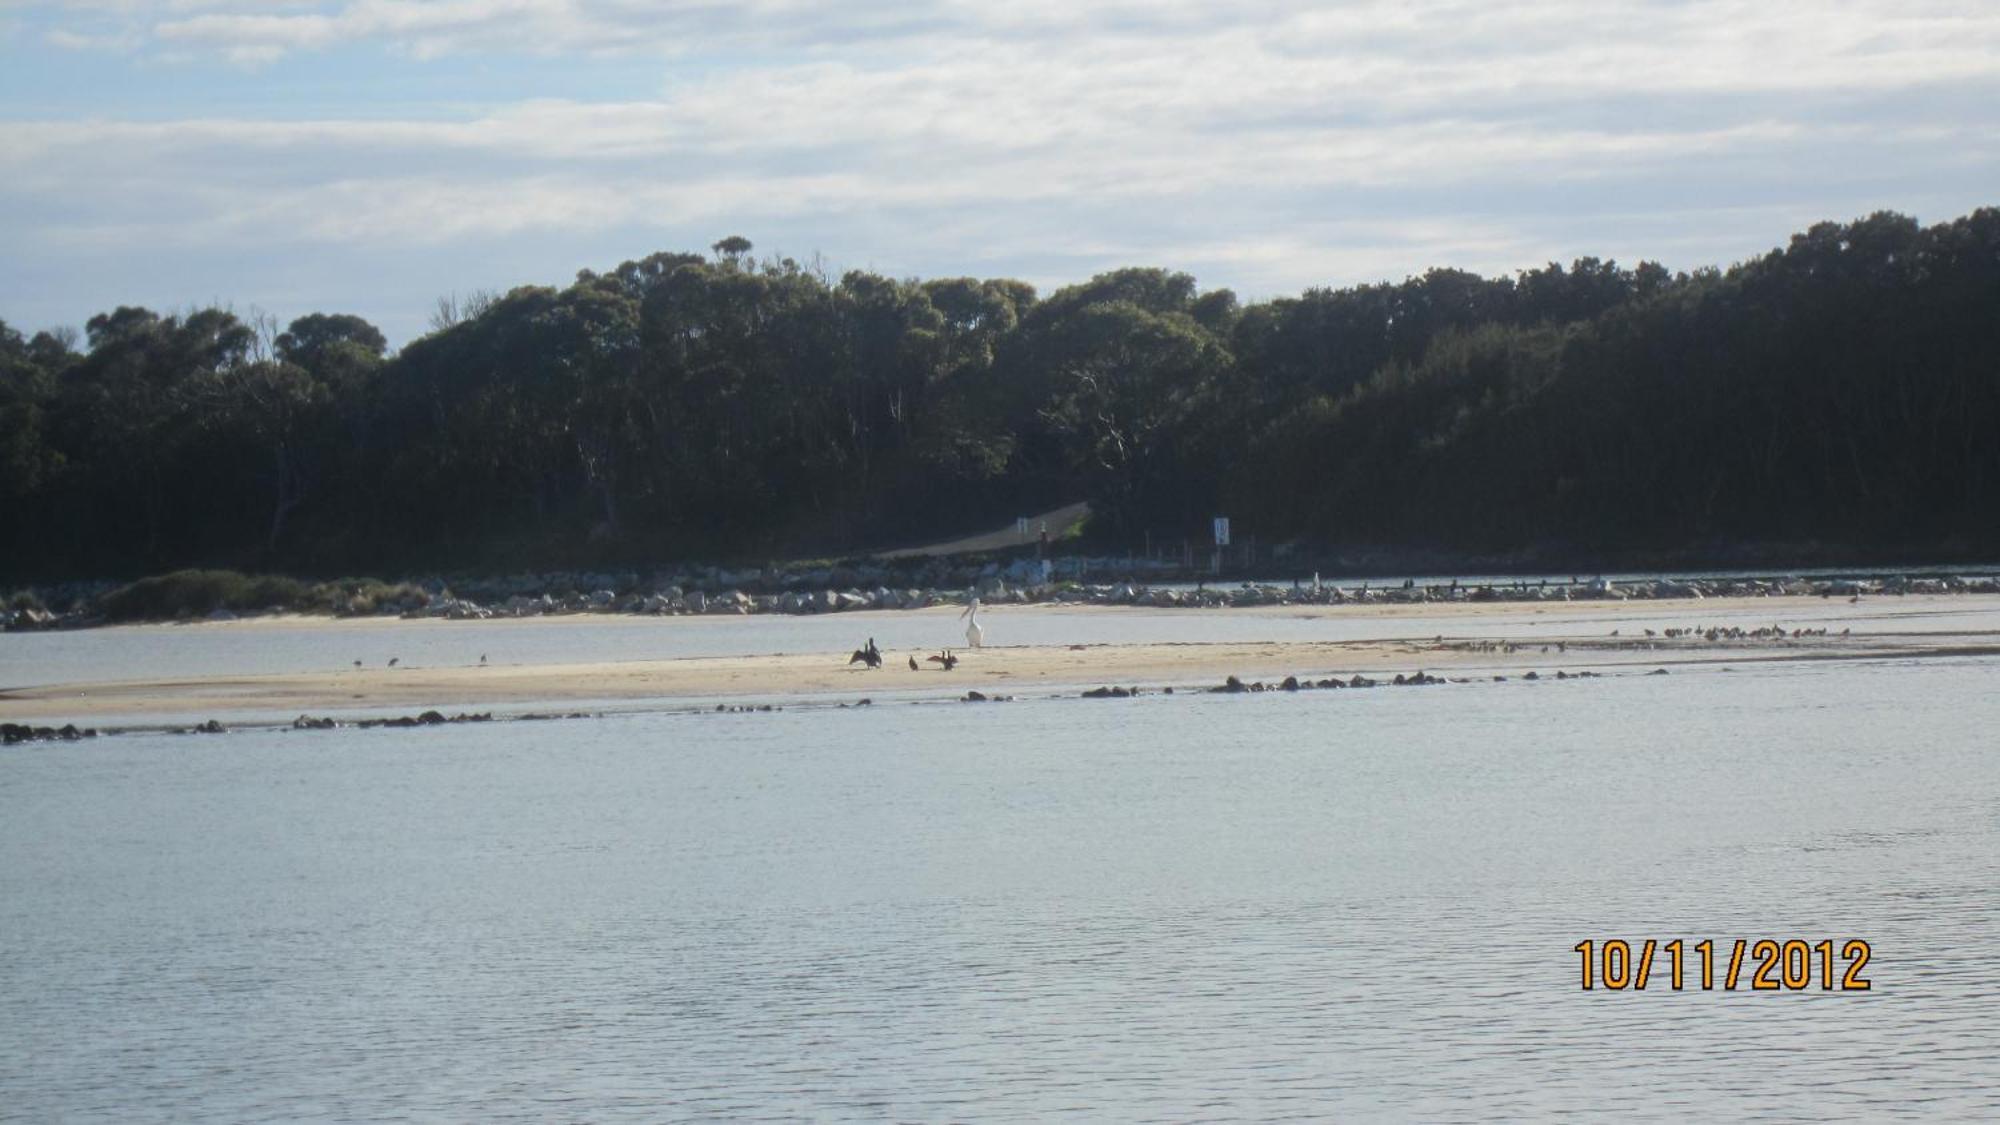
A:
[2,1,1997,346]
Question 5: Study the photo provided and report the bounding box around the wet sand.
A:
[5,595,1998,723]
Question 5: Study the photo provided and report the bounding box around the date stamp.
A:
[1574,939,1872,991]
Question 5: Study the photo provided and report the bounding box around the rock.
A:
[3,722,99,744]
[22,607,57,629]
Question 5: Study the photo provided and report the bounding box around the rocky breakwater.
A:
[9,567,2000,630]
[365,571,2000,623]
[1043,572,2000,611]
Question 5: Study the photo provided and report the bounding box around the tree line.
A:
[3,208,1997,582]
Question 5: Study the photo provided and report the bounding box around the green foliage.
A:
[5,207,1999,581]
[99,570,312,621]
[94,570,428,620]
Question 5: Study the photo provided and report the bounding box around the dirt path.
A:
[876,501,1090,558]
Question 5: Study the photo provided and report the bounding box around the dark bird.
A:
[388,657,399,667]
[848,647,882,669]
[926,649,959,671]
[908,656,919,671]
[479,654,488,665]
[352,660,362,668]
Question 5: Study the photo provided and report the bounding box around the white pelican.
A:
[961,597,985,648]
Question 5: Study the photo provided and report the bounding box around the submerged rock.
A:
[2,722,99,744]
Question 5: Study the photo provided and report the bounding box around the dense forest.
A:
[3,208,1997,583]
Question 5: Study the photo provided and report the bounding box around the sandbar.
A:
[5,595,1998,724]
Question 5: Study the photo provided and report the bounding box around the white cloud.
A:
[26,0,2000,78]
[44,22,140,49]
[2,1,1997,341]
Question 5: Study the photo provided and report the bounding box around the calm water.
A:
[3,654,1998,1119]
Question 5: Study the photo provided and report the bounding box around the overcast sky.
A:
[3,1,1996,345]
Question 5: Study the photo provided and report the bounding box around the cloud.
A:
[2,1,1997,342]
[43,22,140,49]
[29,0,1998,78]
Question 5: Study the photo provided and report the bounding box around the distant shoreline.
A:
[6,594,1998,726]
[9,564,2000,634]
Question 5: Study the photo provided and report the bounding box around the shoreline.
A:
[6,595,2000,725]
[9,568,2000,634]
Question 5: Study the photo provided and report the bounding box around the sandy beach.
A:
[5,594,1998,724]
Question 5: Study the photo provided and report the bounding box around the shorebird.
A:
[961,597,985,648]
[388,657,399,667]
[908,656,919,671]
